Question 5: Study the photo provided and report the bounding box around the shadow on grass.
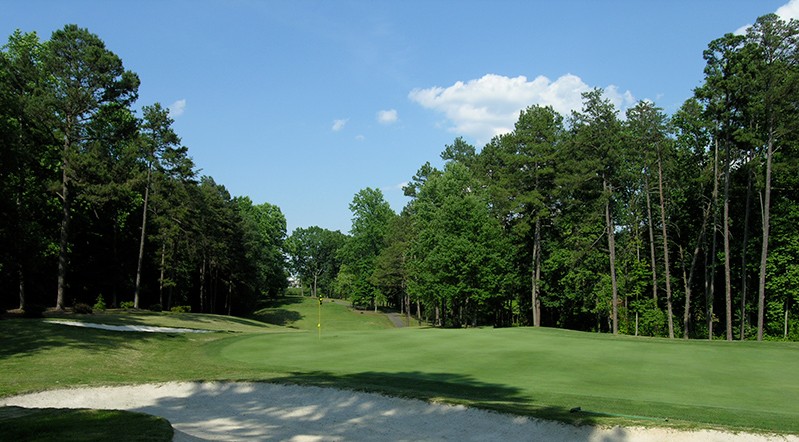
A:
[257,296,306,309]
[251,297,306,327]
[0,406,173,442]
[250,309,303,327]
[0,318,171,360]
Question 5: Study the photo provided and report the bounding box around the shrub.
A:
[149,304,162,312]
[93,295,107,312]
[120,301,135,309]
[170,305,191,313]
[22,304,46,318]
[73,303,93,314]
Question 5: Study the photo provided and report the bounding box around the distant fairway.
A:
[252,296,394,331]
[217,325,799,433]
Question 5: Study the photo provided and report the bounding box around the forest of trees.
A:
[0,25,288,315]
[294,14,799,341]
[3,13,799,341]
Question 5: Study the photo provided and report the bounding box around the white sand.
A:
[45,320,212,333]
[3,382,797,442]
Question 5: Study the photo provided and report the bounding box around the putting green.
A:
[214,326,799,433]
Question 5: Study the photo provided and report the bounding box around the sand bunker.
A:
[46,320,212,333]
[4,382,796,442]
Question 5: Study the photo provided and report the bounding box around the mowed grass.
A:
[2,297,798,435]
[216,327,799,433]
[252,296,394,330]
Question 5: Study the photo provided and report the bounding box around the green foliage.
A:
[93,295,106,312]
[120,301,135,309]
[170,305,191,313]
[407,160,514,327]
[286,226,346,298]
[339,188,396,309]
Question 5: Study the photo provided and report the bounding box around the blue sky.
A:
[4,0,797,234]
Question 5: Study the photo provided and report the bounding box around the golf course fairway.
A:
[214,326,799,433]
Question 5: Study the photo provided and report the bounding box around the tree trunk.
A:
[657,152,674,338]
[18,263,25,310]
[56,135,71,311]
[228,280,233,316]
[15,193,25,310]
[604,178,619,335]
[134,166,152,309]
[757,128,774,341]
[723,140,733,341]
[740,162,753,339]
[532,217,542,327]
[784,299,789,339]
[199,256,206,313]
[159,241,166,307]
[644,174,659,303]
[708,138,721,340]
[682,200,712,339]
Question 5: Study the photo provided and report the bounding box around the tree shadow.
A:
[249,309,303,327]
[256,296,306,309]
[0,318,176,360]
[102,378,626,441]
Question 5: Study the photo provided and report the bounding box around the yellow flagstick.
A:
[317,295,322,339]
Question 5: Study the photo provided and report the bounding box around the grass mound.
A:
[0,406,173,441]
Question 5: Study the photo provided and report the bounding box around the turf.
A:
[0,406,173,441]
[2,297,798,435]
[215,326,799,433]
[251,296,394,331]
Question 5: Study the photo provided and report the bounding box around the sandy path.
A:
[3,382,797,442]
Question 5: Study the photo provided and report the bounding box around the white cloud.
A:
[381,181,409,193]
[409,74,635,143]
[377,109,399,124]
[355,134,365,141]
[168,99,186,117]
[332,118,348,131]
[777,0,799,20]
[736,0,799,35]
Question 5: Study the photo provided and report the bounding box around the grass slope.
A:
[215,326,799,433]
[251,296,394,331]
[2,298,798,435]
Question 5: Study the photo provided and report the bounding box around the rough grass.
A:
[2,298,798,435]
[0,406,173,441]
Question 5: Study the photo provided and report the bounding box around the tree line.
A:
[0,25,288,314]
[4,14,798,341]
[289,13,799,341]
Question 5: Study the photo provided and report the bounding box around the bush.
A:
[149,304,162,312]
[120,301,135,309]
[170,305,191,313]
[93,295,107,312]
[73,303,93,314]
[23,304,46,318]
